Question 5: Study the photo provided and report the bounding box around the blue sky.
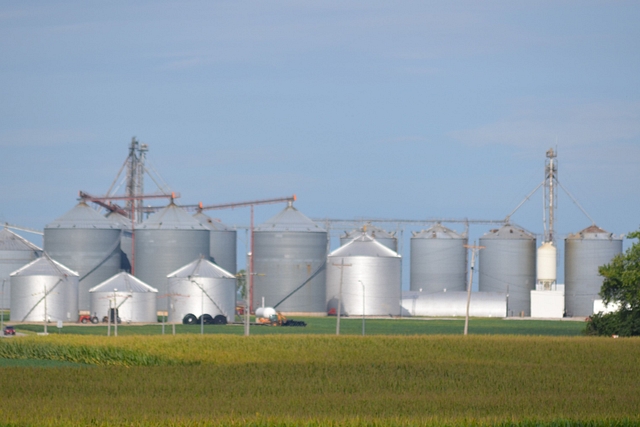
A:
[1,1,639,287]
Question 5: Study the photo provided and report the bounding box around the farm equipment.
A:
[255,307,306,327]
[78,314,99,324]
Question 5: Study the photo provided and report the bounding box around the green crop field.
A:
[0,333,638,427]
[8,316,587,337]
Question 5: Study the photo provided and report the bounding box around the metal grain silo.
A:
[9,254,78,322]
[565,225,623,317]
[105,212,133,272]
[253,202,327,313]
[134,203,210,308]
[478,224,536,317]
[0,227,42,310]
[44,202,123,311]
[166,257,236,323]
[341,225,397,252]
[326,233,402,316]
[193,212,237,274]
[410,224,467,293]
[89,272,158,323]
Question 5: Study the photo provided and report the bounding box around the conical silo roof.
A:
[342,224,395,240]
[0,228,42,252]
[413,223,464,239]
[167,257,235,279]
[481,224,535,240]
[89,272,157,293]
[193,212,231,231]
[139,203,208,230]
[106,212,133,229]
[46,202,121,230]
[255,203,324,232]
[329,233,400,258]
[566,225,617,240]
[10,254,78,278]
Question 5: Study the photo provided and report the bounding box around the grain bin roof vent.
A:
[193,212,231,231]
[481,224,535,240]
[412,223,464,239]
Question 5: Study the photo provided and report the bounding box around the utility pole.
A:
[113,289,118,337]
[1,279,4,332]
[463,242,484,336]
[333,259,352,336]
[43,284,48,335]
[358,280,365,336]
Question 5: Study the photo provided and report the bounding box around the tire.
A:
[81,318,88,324]
[91,317,99,324]
[183,313,197,325]
[212,315,227,325]
[199,314,214,325]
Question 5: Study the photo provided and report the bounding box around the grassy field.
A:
[7,316,587,337]
[0,334,638,426]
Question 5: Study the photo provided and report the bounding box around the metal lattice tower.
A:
[125,138,148,223]
[543,148,558,244]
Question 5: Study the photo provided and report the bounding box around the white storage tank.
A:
[478,224,536,317]
[565,225,623,317]
[44,202,123,311]
[0,227,42,310]
[536,241,557,289]
[166,257,236,324]
[89,272,158,323]
[134,203,210,309]
[9,254,79,322]
[253,202,327,313]
[193,211,237,274]
[410,224,467,293]
[326,233,402,316]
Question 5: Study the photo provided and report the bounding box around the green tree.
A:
[586,230,640,336]
[236,269,246,299]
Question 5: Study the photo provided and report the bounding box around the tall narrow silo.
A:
[44,202,123,311]
[193,212,237,274]
[565,225,623,317]
[326,233,402,316]
[252,202,327,313]
[478,224,536,317]
[10,254,79,322]
[106,212,133,272]
[134,203,210,308]
[410,224,467,293]
[0,227,42,310]
[89,272,158,323]
[341,225,398,252]
[167,257,236,323]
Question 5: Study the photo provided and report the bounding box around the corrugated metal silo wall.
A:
[478,237,536,316]
[340,236,397,252]
[410,237,467,292]
[10,275,78,322]
[253,231,327,313]
[326,255,402,316]
[134,229,210,310]
[167,277,236,322]
[44,228,122,311]
[120,230,133,272]
[0,250,40,309]
[90,292,157,323]
[210,230,237,274]
[564,238,622,317]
